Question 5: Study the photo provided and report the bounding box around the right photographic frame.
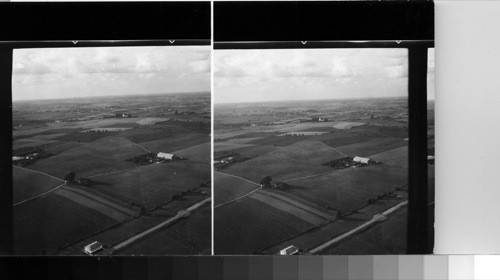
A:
[213,44,434,255]
[213,1,434,256]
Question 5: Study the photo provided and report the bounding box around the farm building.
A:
[157,152,174,160]
[84,241,103,255]
[12,156,24,161]
[353,156,370,164]
[279,245,299,255]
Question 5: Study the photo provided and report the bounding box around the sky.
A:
[428,48,435,100]
[215,48,434,104]
[12,46,210,101]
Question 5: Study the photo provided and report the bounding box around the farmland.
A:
[12,92,211,255]
[13,166,63,204]
[214,97,416,254]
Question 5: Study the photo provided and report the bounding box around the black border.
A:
[214,1,434,42]
[0,2,211,41]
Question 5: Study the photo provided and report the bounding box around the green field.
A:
[87,163,210,208]
[334,138,408,158]
[284,167,406,212]
[139,133,210,153]
[369,146,408,168]
[214,172,260,206]
[118,204,211,255]
[214,197,316,254]
[27,136,145,178]
[222,140,345,182]
[320,206,407,254]
[14,192,118,254]
[172,142,211,163]
[13,166,63,204]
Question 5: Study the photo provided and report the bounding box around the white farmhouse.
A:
[157,152,174,160]
[84,241,103,255]
[353,156,370,164]
[279,245,299,255]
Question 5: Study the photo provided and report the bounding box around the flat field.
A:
[27,136,145,178]
[118,203,211,255]
[139,133,210,153]
[172,142,211,163]
[320,206,407,254]
[87,163,210,208]
[14,192,118,254]
[369,146,408,168]
[13,166,63,204]
[283,167,406,212]
[334,138,408,158]
[214,172,260,206]
[222,140,345,182]
[214,197,316,254]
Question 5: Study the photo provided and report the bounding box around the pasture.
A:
[334,138,408,158]
[332,122,366,129]
[369,146,408,168]
[283,167,407,212]
[320,206,407,254]
[13,166,63,204]
[13,138,59,150]
[139,133,210,153]
[172,142,211,163]
[214,142,255,152]
[119,204,211,255]
[214,197,315,254]
[87,163,209,208]
[27,136,145,178]
[222,140,345,182]
[14,192,118,255]
[214,171,260,206]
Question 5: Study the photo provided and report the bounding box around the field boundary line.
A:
[283,169,347,183]
[214,171,260,186]
[13,165,64,182]
[87,165,147,178]
[130,142,151,153]
[309,200,408,254]
[13,183,65,207]
[325,145,348,157]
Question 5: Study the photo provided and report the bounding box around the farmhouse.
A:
[157,152,174,160]
[279,245,299,255]
[12,156,24,161]
[353,156,370,164]
[84,241,103,255]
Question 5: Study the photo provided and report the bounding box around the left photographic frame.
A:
[0,2,212,256]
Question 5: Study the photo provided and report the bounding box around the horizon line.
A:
[12,91,211,103]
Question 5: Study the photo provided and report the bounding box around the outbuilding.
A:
[279,245,299,255]
[84,241,103,255]
[157,152,174,160]
[353,156,370,164]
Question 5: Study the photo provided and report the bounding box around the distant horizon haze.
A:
[12,90,210,103]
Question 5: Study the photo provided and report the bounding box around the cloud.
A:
[190,59,210,73]
[12,46,211,101]
[13,63,53,75]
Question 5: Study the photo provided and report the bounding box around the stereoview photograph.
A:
[214,48,435,255]
[12,46,211,255]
